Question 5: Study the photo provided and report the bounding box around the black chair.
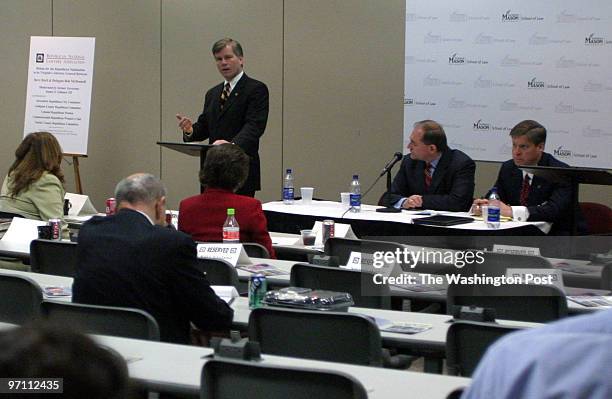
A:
[194,258,240,289]
[201,359,368,399]
[41,300,160,341]
[290,263,391,309]
[30,239,78,277]
[0,211,24,219]
[248,307,383,367]
[242,242,270,259]
[446,320,522,377]
[324,237,406,266]
[0,274,42,324]
[447,283,568,323]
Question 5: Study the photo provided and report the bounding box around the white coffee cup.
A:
[301,187,314,204]
[340,192,351,206]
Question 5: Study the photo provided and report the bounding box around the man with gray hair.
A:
[73,173,233,344]
[176,38,269,197]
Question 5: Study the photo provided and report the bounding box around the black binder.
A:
[412,215,474,227]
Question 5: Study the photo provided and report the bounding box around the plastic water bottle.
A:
[350,174,361,213]
[222,208,240,242]
[487,187,501,229]
[283,168,294,204]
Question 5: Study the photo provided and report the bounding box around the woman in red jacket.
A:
[178,144,275,258]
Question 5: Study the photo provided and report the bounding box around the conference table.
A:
[0,320,471,398]
[263,200,551,236]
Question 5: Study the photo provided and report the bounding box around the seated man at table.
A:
[178,144,275,258]
[73,173,233,344]
[472,120,586,235]
[385,120,475,211]
[462,308,612,399]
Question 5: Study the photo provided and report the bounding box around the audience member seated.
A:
[384,120,475,211]
[178,144,276,258]
[73,173,233,344]
[0,323,130,399]
[462,308,612,399]
[472,120,586,235]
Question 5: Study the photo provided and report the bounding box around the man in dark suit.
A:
[73,173,233,344]
[176,38,269,197]
[472,120,585,235]
[386,120,475,211]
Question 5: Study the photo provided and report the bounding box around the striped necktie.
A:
[424,163,432,189]
[520,174,531,206]
[220,82,231,110]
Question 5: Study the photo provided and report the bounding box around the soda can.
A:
[105,197,117,216]
[322,219,335,245]
[49,218,61,240]
[248,273,267,309]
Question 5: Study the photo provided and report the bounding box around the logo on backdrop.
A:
[405,56,436,64]
[583,81,612,92]
[36,53,44,63]
[448,53,488,65]
[557,10,601,23]
[473,75,514,89]
[584,33,605,45]
[554,101,598,114]
[499,99,542,112]
[582,126,608,138]
[529,33,571,45]
[501,10,544,22]
[500,55,543,67]
[472,120,490,131]
[474,33,515,45]
[555,56,600,68]
[553,146,572,158]
[423,74,462,87]
[449,11,490,22]
[424,32,463,44]
[448,97,487,109]
[406,13,438,22]
[404,98,437,107]
[527,78,570,90]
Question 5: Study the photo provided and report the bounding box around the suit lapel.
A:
[217,74,247,120]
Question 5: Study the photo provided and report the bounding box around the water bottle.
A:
[350,174,361,213]
[486,187,501,229]
[222,208,240,242]
[282,168,294,204]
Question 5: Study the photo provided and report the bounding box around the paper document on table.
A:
[211,286,239,304]
[568,296,612,308]
[271,236,301,246]
[1,218,46,243]
[237,263,288,276]
[65,192,99,216]
[373,317,433,334]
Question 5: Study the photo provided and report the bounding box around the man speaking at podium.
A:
[176,38,269,197]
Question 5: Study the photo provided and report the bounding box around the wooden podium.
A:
[157,141,212,192]
[520,165,612,235]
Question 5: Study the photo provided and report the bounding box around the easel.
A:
[64,154,87,194]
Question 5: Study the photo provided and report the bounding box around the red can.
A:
[322,219,335,244]
[49,218,61,240]
[105,197,117,216]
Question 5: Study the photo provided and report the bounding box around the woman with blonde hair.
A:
[0,132,68,236]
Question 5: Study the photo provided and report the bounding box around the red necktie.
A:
[220,82,231,110]
[424,163,432,190]
[520,174,530,206]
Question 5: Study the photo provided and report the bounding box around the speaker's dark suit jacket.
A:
[492,152,586,235]
[184,74,269,194]
[178,188,276,258]
[73,209,233,344]
[386,149,475,211]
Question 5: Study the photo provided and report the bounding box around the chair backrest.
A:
[580,202,612,235]
[30,239,79,277]
[41,300,160,341]
[446,320,522,377]
[0,274,42,324]
[0,211,24,219]
[248,307,383,366]
[290,263,391,309]
[324,237,406,266]
[201,359,368,399]
[242,242,270,259]
[447,283,568,322]
[193,258,240,289]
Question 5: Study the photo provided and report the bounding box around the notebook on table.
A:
[412,215,474,227]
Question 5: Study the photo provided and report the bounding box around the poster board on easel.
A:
[23,36,95,193]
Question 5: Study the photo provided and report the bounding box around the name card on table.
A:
[211,285,240,304]
[493,244,541,257]
[341,251,374,271]
[65,193,99,216]
[196,243,252,266]
[506,268,564,290]
[1,217,47,244]
[312,221,358,246]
